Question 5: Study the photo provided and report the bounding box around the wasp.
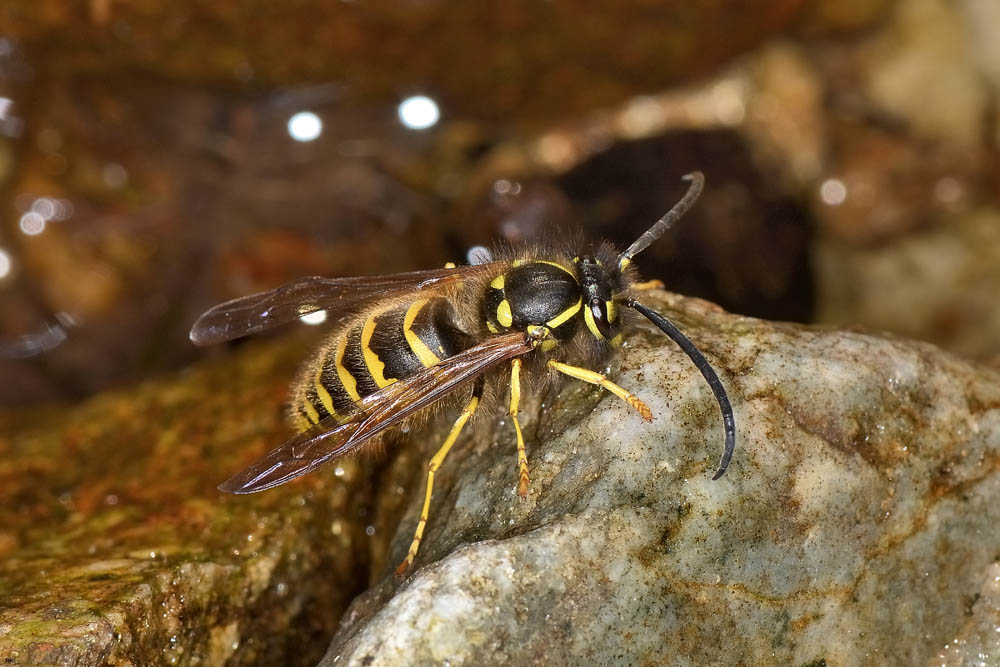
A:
[190,171,735,575]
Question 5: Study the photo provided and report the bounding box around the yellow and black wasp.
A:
[190,171,735,575]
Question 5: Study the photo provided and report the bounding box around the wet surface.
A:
[0,333,373,665]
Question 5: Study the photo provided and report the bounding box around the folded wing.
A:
[218,332,533,493]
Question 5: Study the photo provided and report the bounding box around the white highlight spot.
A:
[31,197,56,220]
[492,179,522,197]
[398,95,440,130]
[53,198,74,220]
[19,211,46,235]
[819,178,847,206]
[466,245,493,266]
[300,310,327,325]
[0,248,10,279]
[287,111,323,142]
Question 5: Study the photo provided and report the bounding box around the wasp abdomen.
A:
[293,298,471,429]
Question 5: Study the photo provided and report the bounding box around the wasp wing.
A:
[217,332,533,494]
[190,263,503,346]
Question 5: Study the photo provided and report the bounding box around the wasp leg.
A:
[633,279,665,291]
[509,358,530,497]
[395,384,482,576]
[547,360,652,422]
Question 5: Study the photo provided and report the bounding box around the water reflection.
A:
[287,111,323,142]
[0,96,22,137]
[18,211,45,235]
[30,197,56,219]
[15,195,74,235]
[0,313,75,359]
[819,178,847,206]
[398,95,439,130]
[102,163,128,188]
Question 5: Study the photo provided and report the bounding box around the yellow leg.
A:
[547,360,652,422]
[509,359,530,497]
[395,391,480,576]
[633,279,664,291]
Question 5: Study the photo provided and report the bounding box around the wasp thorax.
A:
[483,261,582,339]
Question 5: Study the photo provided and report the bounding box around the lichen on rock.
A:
[0,333,373,666]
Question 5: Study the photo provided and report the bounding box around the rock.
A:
[934,562,1000,665]
[321,289,1000,666]
[0,333,374,666]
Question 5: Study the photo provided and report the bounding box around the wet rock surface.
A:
[321,290,1000,666]
[936,563,1000,665]
[0,333,375,666]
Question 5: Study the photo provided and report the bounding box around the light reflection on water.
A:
[287,110,323,141]
[398,95,439,130]
[0,313,76,359]
[18,211,45,235]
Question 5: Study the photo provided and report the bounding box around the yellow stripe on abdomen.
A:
[361,311,397,388]
[301,398,320,424]
[335,335,361,401]
[313,365,337,417]
[403,299,441,368]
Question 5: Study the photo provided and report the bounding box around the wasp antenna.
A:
[625,299,735,479]
[619,171,704,268]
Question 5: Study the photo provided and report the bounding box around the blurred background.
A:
[1,0,998,408]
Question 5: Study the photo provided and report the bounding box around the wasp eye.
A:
[589,298,613,339]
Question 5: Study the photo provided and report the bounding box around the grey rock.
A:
[320,290,1000,666]
[934,562,1000,666]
